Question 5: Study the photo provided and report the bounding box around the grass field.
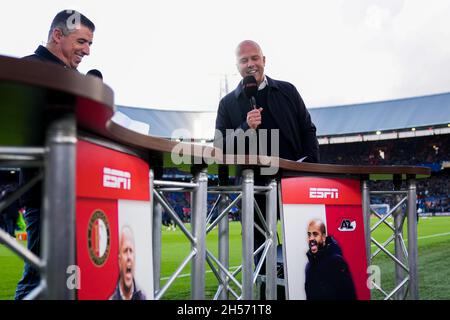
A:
[1,216,450,300]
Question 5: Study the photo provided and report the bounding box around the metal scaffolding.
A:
[362,175,419,300]
[0,115,77,300]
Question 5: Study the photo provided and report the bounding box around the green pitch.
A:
[370,215,450,299]
[0,240,25,300]
[1,216,450,300]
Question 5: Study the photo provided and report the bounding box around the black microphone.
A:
[86,69,103,80]
[242,75,258,109]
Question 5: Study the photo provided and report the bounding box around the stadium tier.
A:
[116,93,450,217]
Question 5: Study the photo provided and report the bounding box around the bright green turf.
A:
[158,216,450,300]
[0,240,24,300]
[370,216,450,300]
[1,216,450,300]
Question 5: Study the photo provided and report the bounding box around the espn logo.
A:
[103,167,131,190]
[309,188,339,199]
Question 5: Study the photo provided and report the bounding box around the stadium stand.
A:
[114,92,450,219]
[319,134,449,168]
[2,93,449,233]
[320,135,449,215]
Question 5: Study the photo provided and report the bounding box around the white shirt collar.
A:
[119,280,134,300]
[258,76,268,91]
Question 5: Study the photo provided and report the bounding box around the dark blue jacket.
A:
[18,46,69,209]
[305,236,357,300]
[23,45,68,67]
[214,76,319,163]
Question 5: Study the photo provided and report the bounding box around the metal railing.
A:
[205,173,278,300]
[2,150,420,300]
[152,166,208,300]
[0,115,77,300]
[362,175,419,300]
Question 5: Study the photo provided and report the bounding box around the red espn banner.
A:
[282,177,361,205]
[281,176,369,300]
[76,139,153,300]
[76,139,150,201]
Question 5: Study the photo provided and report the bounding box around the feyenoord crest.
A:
[87,210,111,267]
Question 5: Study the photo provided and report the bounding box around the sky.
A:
[1,0,450,111]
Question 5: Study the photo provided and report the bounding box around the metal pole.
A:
[265,179,277,300]
[42,115,76,299]
[218,194,229,300]
[191,166,208,299]
[393,193,406,299]
[393,174,406,300]
[407,176,419,300]
[241,168,254,300]
[361,178,372,294]
[217,165,230,300]
[151,169,162,295]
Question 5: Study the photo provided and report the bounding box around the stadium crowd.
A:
[320,134,449,214]
[319,134,449,167]
[159,134,449,223]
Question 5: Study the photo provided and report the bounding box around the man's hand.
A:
[246,108,263,129]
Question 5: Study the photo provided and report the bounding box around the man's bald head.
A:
[307,219,327,254]
[308,219,327,235]
[235,40,264,58]
[235,40,266,85]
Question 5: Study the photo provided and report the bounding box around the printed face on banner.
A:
[307,219,326,254]
[76,140,153,300]
[281,177,369,300]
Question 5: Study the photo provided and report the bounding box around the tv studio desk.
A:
[0,56,430,300]
[107,121,430,300]
[0,55,115,299]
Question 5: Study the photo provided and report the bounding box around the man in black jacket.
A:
[305,219,357,300]
[214,40,319,164]
[15,9,95,300]
[214,40,320,279]
[24,10,94,68]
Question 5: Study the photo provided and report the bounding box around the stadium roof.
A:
[117,92,450,140]
[115,107,217,140]
[310,92,450,136]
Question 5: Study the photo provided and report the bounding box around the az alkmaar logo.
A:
[338,219,356,232]
[103,167,131,190]
[309,188,339,199]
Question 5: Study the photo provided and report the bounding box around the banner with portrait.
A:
[76,139,153,300]
[281,176,369,300]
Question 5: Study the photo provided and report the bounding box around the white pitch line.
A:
[160,232,450,281]
[371,231,450,248]
[161,266,240,281]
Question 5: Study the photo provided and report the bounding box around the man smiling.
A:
[24,10,94,69]
[15,10,95,300]
[214,40,320,281]
[305,219,356,300]
[214,39,319,162]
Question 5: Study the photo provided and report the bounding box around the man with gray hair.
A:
[15,10,95,300]
[24,9,95,69]
[110,226,146,300]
